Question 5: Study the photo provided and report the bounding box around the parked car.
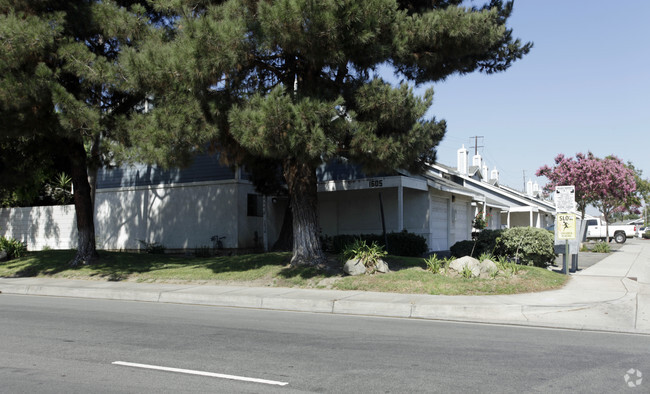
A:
[636,226,648,238]
[585,218,636,243]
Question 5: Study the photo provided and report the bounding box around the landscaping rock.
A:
[374,259,390,273]
[449,256,481,277]
[343,259,366,276]
[479,259,498,276]
[0,250,7,262]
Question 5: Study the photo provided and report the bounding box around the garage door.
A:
[452,201,470,245]
[430,196,448,251]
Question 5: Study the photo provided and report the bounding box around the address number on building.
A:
[369,179,383,188]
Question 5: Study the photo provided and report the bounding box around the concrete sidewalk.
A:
[1,241,649,334]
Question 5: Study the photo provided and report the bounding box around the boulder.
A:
[0,250,7,262]
[449,256,481,277]
[479,259,498,276]
[374,259,390,274]
[343,259,366,276]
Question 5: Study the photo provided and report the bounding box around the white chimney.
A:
[472,153,482,168]
[533,181,539,194]
[457,145,469,175]
[526,179,533,196]
[490,166,499,182]
[481,163,488,181]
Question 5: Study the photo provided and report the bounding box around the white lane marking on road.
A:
[112,361,289,386]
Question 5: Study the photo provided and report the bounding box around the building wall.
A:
[0,181,265,252]
[0,205,77,250]
[95,180,263,251]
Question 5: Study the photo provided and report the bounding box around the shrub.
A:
[494,227,556,268]
[450,229,503,258]
[324,230,427,257]
[424,254,446,274]
[591,242,611,253]
[341,239,387,272]
[0,236,27,260]
[643,231,650,239]
[386,230,428,257]
[450,240,476,258]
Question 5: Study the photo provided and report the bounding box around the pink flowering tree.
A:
[592,155,638,225]
[537,153,637,242]
[536,152,599,219]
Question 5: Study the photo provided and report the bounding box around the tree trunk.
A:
[283,158,325,266]
[69,141,99,265]
[272,200,293,252]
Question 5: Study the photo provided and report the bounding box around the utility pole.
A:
[469,136,484,155]
[522,170,526,192]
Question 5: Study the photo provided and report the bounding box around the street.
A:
[1,294,648,393]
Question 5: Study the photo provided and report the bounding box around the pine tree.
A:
[124,0,532,266]
[0,1,152,264]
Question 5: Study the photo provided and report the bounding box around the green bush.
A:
[643,231,650,239]
[324,230,427,257]
[591,241,611,253]
[449,240,476,258]
[424,254,447,274]
[0,236,28,260]
[494,227,556,267]
[450,229,503,258]
[341,239,387,272]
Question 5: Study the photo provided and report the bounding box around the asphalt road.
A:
[1,294,649,393]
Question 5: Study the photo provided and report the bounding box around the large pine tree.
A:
[0,1,151,264]
[123,0,532,266]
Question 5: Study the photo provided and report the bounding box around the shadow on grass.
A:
[0,250,294,281]
[1,250,427,282]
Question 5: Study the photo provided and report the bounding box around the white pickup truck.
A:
[585,218,636,243]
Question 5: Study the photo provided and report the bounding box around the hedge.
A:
[450,227,556,267]
[323,230,427,257]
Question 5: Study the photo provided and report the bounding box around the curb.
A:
[2,279,649,336]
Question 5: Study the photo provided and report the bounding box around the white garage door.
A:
[430,196,448,251]
[452,201,470,245]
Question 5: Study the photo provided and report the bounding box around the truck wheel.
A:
[614,232,626,243]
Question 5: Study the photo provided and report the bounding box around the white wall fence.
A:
[0,205,78,250]
[0,180,270,252]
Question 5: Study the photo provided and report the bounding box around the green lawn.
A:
[0,250,569,295]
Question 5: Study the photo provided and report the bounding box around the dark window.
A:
[247,194,263,217]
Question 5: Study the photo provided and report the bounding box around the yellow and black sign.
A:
[557,213,577,240]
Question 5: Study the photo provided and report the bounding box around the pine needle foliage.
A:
[120,0,532,266]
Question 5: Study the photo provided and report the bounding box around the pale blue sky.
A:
[405,1,649,193]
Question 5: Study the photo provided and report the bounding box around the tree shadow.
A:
[2,250,297,280]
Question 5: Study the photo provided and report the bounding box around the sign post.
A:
[555,186,576,275]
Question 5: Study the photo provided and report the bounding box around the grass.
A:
[0,250,569,296]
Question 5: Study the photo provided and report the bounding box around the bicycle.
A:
[210,235,226,254]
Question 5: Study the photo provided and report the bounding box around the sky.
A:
[400,1,650,196]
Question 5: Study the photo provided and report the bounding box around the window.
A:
[247,194,263,217]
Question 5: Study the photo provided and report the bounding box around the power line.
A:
[469,136,484,156]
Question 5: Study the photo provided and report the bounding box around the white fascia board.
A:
[317,175,427,193]
[426,179,484,201]
[508,206,539,213]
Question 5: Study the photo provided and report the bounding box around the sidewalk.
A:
[1,241,649,335]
